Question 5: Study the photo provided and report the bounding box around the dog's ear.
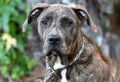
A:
[72,5,97,33]
[22,3,48,32]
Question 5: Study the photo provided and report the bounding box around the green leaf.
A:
[0,66,9,78]
[0,42,4,51]
[27,60,36,70]
[3,56,11,65]
[2,12,10,33]
[11,71,20,80]
[11,66,21,80]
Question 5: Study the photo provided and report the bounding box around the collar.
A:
[44,35,85,81]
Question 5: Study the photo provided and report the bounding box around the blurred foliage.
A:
[0,0,36,80]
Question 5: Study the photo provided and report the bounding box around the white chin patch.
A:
[53,55,66,70]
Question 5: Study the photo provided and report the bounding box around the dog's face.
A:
[38,6,81,56]
[22,3,97,58]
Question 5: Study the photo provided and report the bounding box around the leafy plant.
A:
[0,0,36,80]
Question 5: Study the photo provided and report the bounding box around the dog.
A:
[22,3,120,82]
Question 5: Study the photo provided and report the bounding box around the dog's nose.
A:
[48,34,61,45]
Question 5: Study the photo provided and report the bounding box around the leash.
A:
[43,36,85,82]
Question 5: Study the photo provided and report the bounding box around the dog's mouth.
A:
[43,42,66,56]
[46,48,62,56]
[45,48,70,67]
[44,50,57,68]
[43,42,71,65]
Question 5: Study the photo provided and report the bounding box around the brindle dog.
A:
[23,3,120,82]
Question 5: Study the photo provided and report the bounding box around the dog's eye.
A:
[62,18,73,27]
[41,20,48,25]
[65,19,73,26]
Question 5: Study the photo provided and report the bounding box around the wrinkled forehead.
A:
[39,5,77,19]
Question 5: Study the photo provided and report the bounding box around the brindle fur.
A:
[23,3,120,82]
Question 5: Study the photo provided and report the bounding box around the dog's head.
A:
[23,3,97,61]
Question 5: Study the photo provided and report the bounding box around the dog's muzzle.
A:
[47,34,63,53]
